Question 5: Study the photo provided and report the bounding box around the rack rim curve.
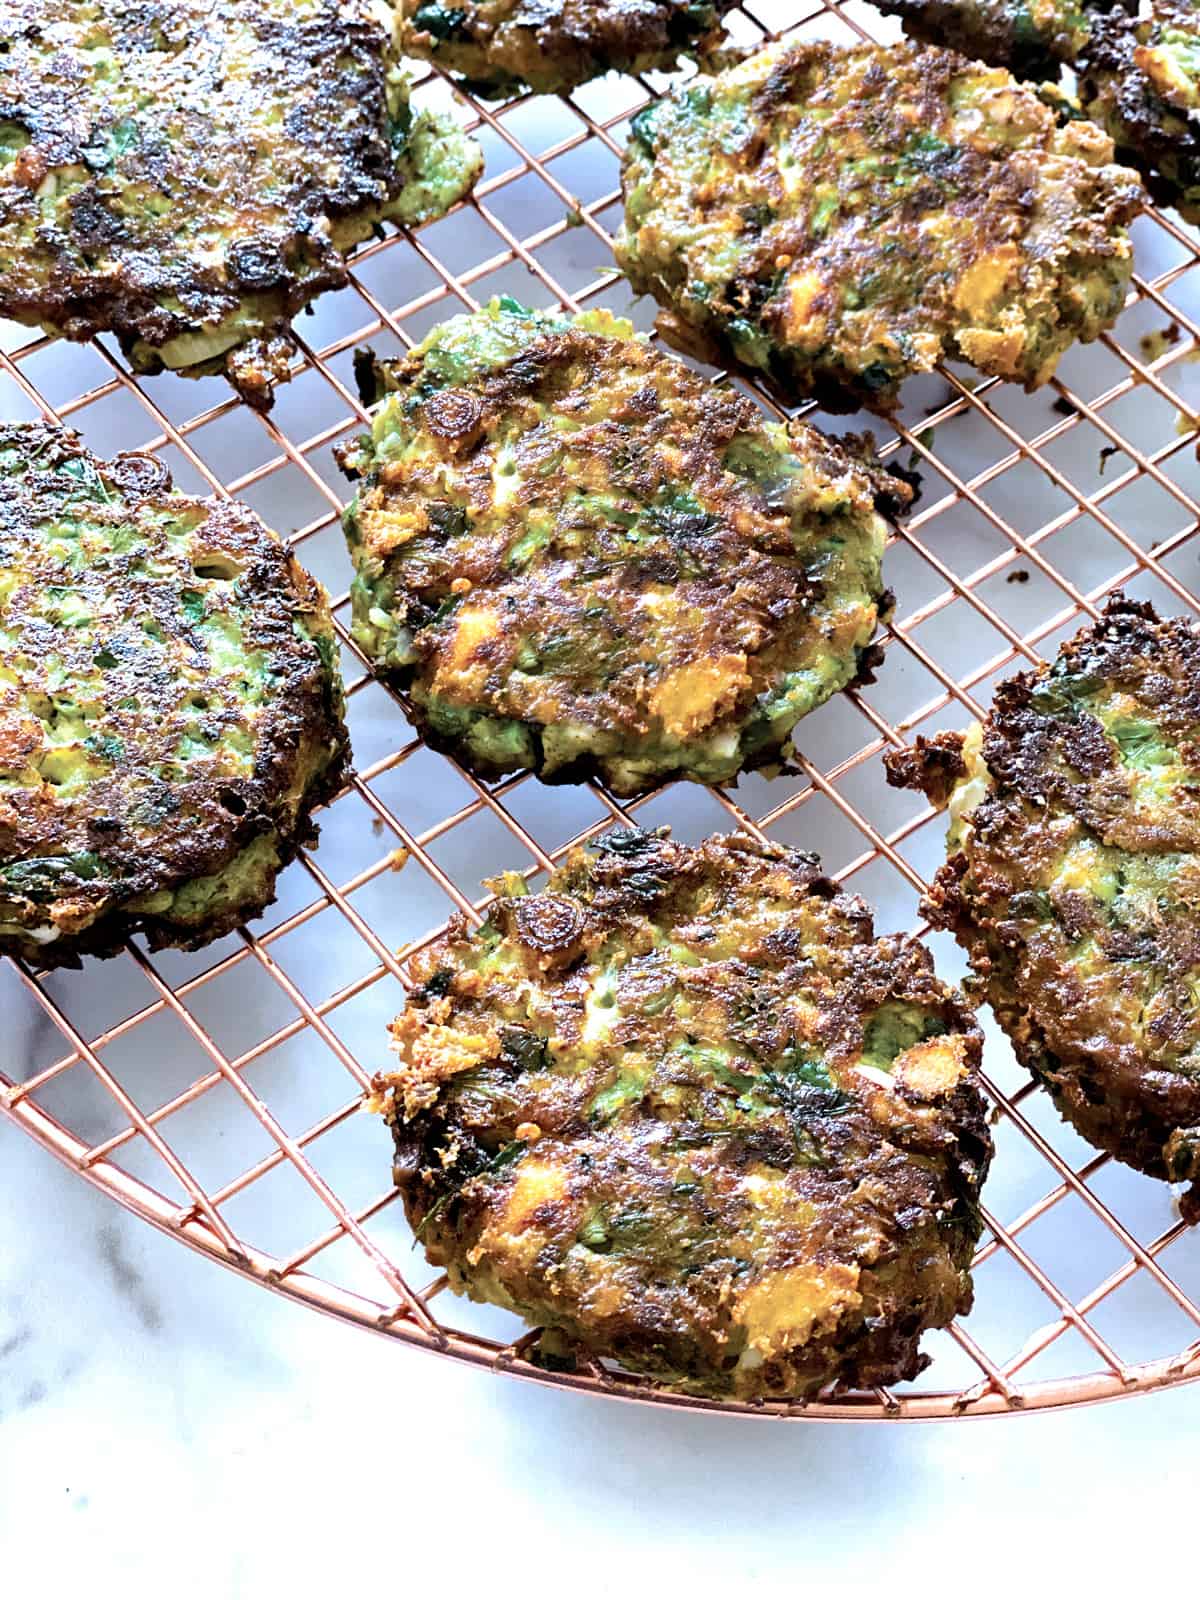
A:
[4,0,1200,1422]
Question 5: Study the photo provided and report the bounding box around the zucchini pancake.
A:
[615,39,1143,414]
[886,596,1200,1216]
[870,0,1200,223]
[375,827,992,1400]
[0,422,350,968]
[399,0,738,97]
[872,0,1132,82]
[1077,1,1200,223]
[0,0,482,409]
[338,299,906,796]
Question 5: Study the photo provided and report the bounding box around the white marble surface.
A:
[4,1111,1200,1596]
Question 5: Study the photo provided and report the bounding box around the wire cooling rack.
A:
[3,0,1200,1422]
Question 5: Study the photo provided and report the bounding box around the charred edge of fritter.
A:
[883,593,1187,805]
[115,330,299,414]
[6,776,343,972]
[889,591,1200,1201]
[875,0,1135,80]
[3,715,350,972]
[1,683,350,972]
[363,606,896,797]
[1079,8,1200,218]
[400,0,739,96]
[648,307,901,419]
[352,347,402,411]
[0,1,371,374]
[384,828,991,1396]
[986,593,1200,766]
[922,853,1200,1200]
[883,731,969,810]
[977,593,1200,801]
[0,225,343,372]
[208,328,302,415]
[835,430,918,519]
[0,424,352,964]
[0,3,482,410]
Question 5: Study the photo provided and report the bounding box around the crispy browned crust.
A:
[340,303,904,796]
[1078,2,1200,222]
[0,422,351,968]
[616,38,1144,416]
[0,0,478,407]
[400,0,739,96]
[377,827,992,1399]
[6,766,347,968]
[885,731,969,810]
[874,0,1133,80]
[886,594,1200,1196]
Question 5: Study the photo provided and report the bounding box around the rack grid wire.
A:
[4,0,1200,1421]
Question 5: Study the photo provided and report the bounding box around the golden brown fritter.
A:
[0,0,481,408]
[616,38,1143,414]
[0,422,350,967]
[886,594,1200,1215]
[338,298,907,796]
[374,826,992,1401]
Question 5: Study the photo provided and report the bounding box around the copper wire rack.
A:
[4,0,1200,1422]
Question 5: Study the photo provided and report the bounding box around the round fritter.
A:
[873,0,1133,82]
[885,595,1200,1214]
[1078,1,1200,223]
[399,0,738,97]
[0,422,350,968]
[375,827,991,1401]
[0,0,482,410]
[615,39,1143,415]
[337,298,906,796]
